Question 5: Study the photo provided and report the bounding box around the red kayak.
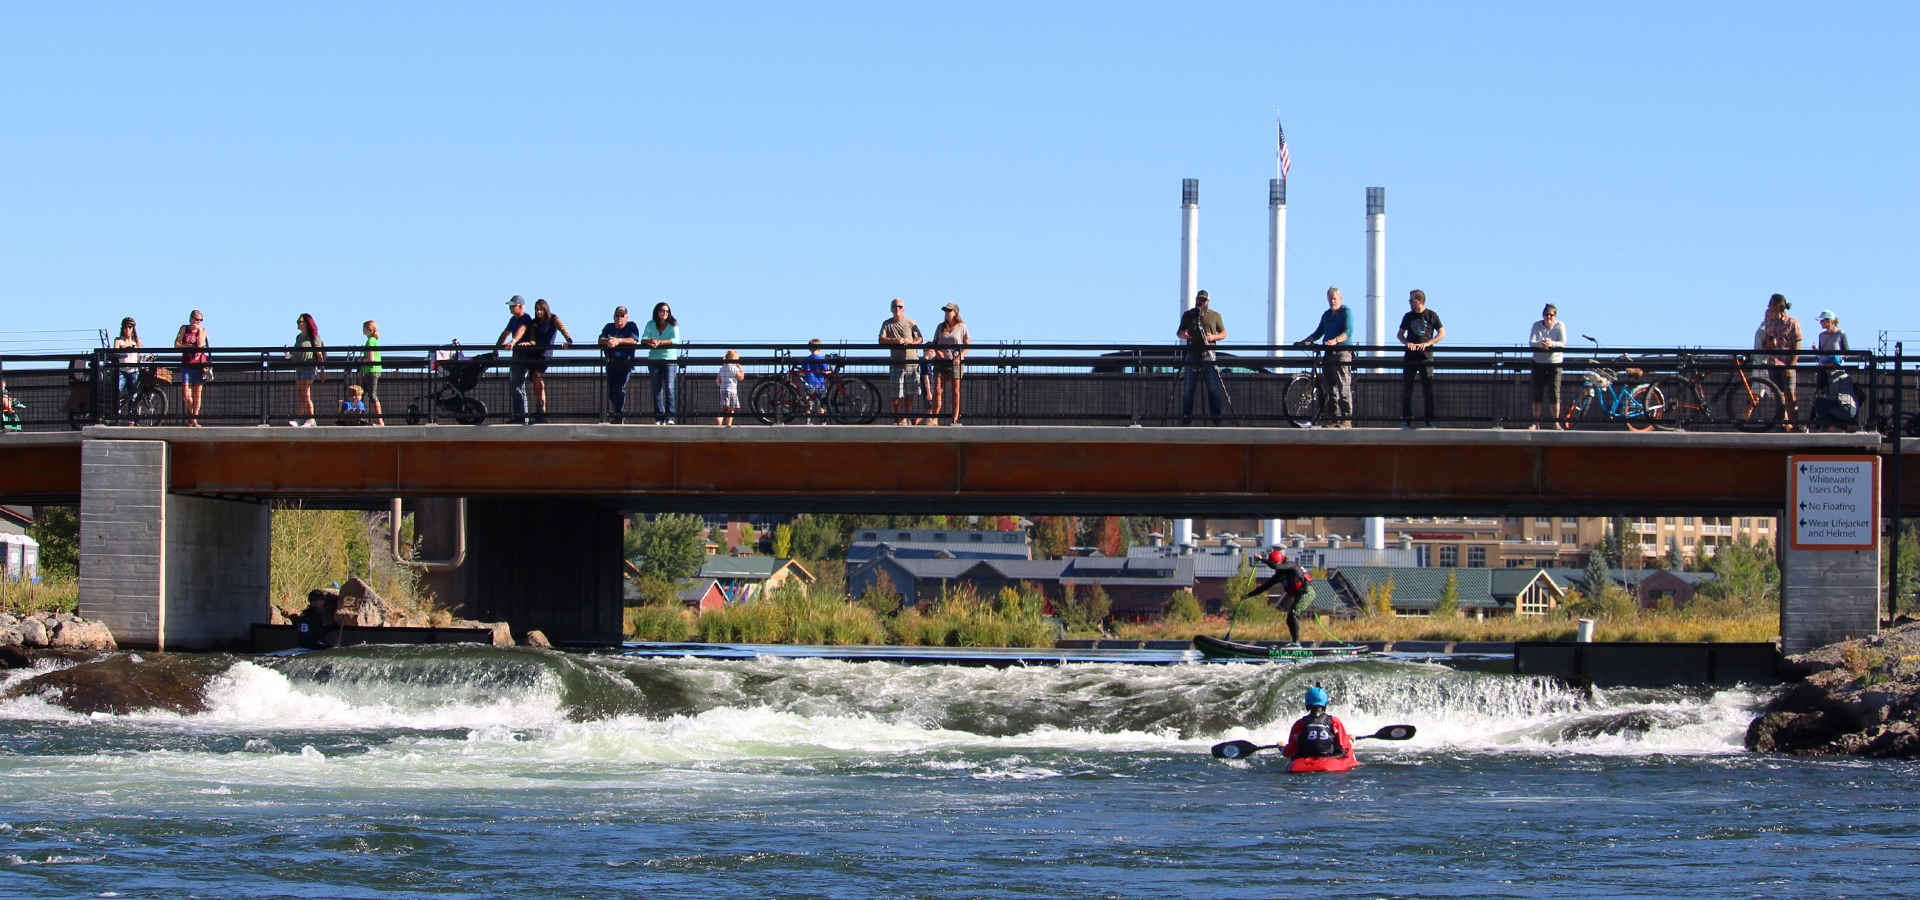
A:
[1285,755,1360,774]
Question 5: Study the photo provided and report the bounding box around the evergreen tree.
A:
[1433,569,1460,619]
[1664,536,1684,571]
[1584,546,1613,598]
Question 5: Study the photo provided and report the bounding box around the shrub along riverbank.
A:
[626,579,1058,647]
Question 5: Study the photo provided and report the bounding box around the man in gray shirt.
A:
[1529,304,1567,429]
[878,298,924,424]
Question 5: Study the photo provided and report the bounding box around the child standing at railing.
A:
[717,350,744,426]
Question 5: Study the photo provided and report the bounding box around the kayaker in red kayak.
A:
[1283,686,1354,765]
[1243,549,1314,643]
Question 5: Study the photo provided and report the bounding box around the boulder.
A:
[50,619,117,651]
[335,578,394,628]
[453,619,515,647]
[3,653,226,715]
[523,630,552,649]
[1747,621,1920,759]
[18,619,48,647]
[0,625,20,647]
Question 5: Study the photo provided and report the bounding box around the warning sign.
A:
[1790,455,1879,551]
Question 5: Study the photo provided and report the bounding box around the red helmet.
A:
[1267,549,1287,566]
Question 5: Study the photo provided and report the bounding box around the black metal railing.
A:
[0,341,1907,436]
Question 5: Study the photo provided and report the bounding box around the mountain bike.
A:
[1648,352,1783,432]
[1562,353,1664,431]
[749,354,881,424]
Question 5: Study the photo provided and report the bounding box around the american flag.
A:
[1277,120,1291,180]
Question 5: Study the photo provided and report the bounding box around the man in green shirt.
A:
[1177,290,1227,426]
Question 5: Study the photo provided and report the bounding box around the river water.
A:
[1,646,1915,899]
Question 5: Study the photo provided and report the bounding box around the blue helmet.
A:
[1304,686,1330,708]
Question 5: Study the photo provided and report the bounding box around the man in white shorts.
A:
[878,298,925,424]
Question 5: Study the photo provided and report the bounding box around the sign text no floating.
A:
[1789,455,1880,551]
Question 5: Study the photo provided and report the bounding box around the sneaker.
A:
[1425,420,1437,429]
[1400,420,1413,429]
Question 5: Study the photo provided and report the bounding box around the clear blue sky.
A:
[1,2,1912,354]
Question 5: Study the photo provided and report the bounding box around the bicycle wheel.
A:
[828,376,881,424]
[1624,383,1664,432]
[1283,375,1322,427]
[1650,377,1704,430]
[405,403,424,426]
[131,388,167,427]
[1726,377,1784,433]
[1561,388,1596,430]
[769,382,812,424]
[748,378,786,424]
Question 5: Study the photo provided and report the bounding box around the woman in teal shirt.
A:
[360,320,384,426]
[641,302,680,424]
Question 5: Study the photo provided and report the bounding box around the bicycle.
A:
[1562,348,1664,431]
[748,353,881,424]
[104,360,171,426]
[1281,347,1338,427]
[1648,352,1783,433]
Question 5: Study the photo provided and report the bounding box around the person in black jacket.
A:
[1242,549,1314,644]
[296,590,334,650]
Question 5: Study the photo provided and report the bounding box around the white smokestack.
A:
[1180,178,1200,312]
[1365,187,1387,552]
[1176,178,1199,547]
[1267,178,1286,352]
[1262,178,1286,554]
[1365,187,1386,361]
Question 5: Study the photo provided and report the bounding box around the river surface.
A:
[1,646,1915,899]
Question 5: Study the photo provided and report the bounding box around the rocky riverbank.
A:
[0,611,117,651]
[1746,620,1920,759]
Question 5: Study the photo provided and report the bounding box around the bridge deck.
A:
[1,424,1898,515]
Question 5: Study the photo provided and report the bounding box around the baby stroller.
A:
[404,351,493,425]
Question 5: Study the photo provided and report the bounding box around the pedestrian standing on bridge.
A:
[1814,310,1850,396]
[878,298,924,425]
[290,314,326,427]
[1177,290,1226,427]
[931,303,969,426]
[1528,304,1566,429]
[1760,294,1803,432]
[524,299,574,424]
[359,320,384,426]
[641,302,681,424]
[1298,287,1354,427]
[599,306,640,423]
[175,310,209,427]
[497,296,533,423]
[1397,290,1444,428]
[111,318,141,414]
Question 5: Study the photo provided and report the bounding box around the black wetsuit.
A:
[296,607,332,650]
[1243,559,1312,642]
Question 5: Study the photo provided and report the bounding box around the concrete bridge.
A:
[0,424,1906,654]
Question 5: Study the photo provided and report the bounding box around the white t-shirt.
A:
[1529,320,1566,364]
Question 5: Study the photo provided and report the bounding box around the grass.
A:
[627,578,1050,647]
[0,574,79,616]
[1114,611,1780,644]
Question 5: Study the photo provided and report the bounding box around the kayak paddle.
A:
[1210,724,1417,759]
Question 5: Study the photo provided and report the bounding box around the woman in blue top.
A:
[520,299,574,423]
[640,302,680,424]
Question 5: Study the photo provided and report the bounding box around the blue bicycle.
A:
[1562,343,1665,432]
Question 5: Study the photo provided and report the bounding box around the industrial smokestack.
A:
[1176,178,1199,549]
[1180,179,1200,312]
[1267,178,1286,352]
[1262,178,1287,553]
[1365,187,1386,361]
[1364,187,1386,553]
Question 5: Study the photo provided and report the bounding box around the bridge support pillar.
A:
[78,440,270,650]
[1781,546,1880,656]
[420,498,623,646]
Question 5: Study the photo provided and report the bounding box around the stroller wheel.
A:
[405,404,423,426]
[449,396,487,426]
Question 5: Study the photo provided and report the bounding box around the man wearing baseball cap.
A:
[599,305,642,423]
[496,296,534,422]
